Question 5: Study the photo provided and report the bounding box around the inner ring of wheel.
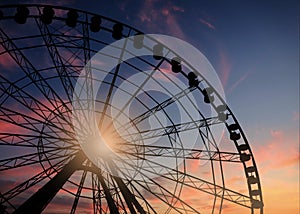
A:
[0,4,264,212]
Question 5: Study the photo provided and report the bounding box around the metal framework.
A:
[0,4,263,214]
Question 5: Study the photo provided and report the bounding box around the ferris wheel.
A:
[0,4,263,214]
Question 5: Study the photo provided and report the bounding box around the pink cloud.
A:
[292,111,300,121]
[151,60,182,82]
[55,48,84,67]
[255,128,300,214]
[255,129,299,172]
[218,48,232,89]
[0,164,45,193]
[0,96,67,134]
[0,98,71,151]
[165,13,185,39]
[226,71,250,94]
[172,5,185,13]
[137,1,186,40]
[0,120,27,134]
[198,18,216,30]
[185,159,201,174]
[43,190,95,213]
[161,8,170,16]
[0,47,17,70]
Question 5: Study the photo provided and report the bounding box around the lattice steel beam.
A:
[35,17,74,101]
[117,144,241,162]
[70,170,88,214]
[127,154,253,208]
[0,147,76,171]
[120,116,222,141]
[13,152,85,214]
[128,86,197,128]
[108,161,146,214]
[0,28,68,113]
[0,159,66,209]
[96,170,120,214]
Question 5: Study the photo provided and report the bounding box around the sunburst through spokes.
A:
[0,4,263,214]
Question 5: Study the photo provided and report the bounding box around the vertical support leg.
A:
[108,161,146,214]
[96,170,120,214]
[13,152,86,214]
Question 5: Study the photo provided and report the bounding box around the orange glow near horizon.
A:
[0,2,298,212]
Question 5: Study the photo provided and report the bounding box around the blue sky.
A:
[51,1,300,212]
[51,0,299,135]
[1,0,299,213]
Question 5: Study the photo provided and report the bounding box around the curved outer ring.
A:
[0,4,264,213]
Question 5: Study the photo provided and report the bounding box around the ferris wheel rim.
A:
[0,4,263,213]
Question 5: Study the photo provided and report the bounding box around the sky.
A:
[0,0,299,213]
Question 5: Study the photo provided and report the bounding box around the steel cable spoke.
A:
[0,4,264,213]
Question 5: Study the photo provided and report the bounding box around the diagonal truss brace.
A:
[13,152,86,214]
[116,86,197,133]
[120,116,222,142]
[117,144,241,162]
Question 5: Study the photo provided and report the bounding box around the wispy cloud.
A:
[254,128,300,213]
[218,47,232,89]
[198,18,216,30]
[137,0,186,40]
[43,193,94,213]
[292,111,300,121]
[226,71,250,94]
[172,5,185,13]
[0,164,44,192]
[255,129,299,172]
[0,47,17,70]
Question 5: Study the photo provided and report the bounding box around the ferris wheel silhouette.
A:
[0,4,263,214]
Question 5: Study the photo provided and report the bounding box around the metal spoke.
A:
[119,116,222,141]
[0,106,74,143]
[108,160,146,214]
[0,147,77,171]
[0,4,264,214]
[124,152,252,208]
[0,28,71,115]
[117,86,197,134]
[96,170,120,214]
[0,158,68,207]
[0,74,74,138]
[13,152,86,214]
[0,133,73,147]
[98,38,129,129]
[130,167,200,213]
[117,144,241,162]
[35,17,75,102]
[70,170,88,214]
[127,181,157,214]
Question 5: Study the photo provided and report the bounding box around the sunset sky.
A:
[0,0,299,213]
